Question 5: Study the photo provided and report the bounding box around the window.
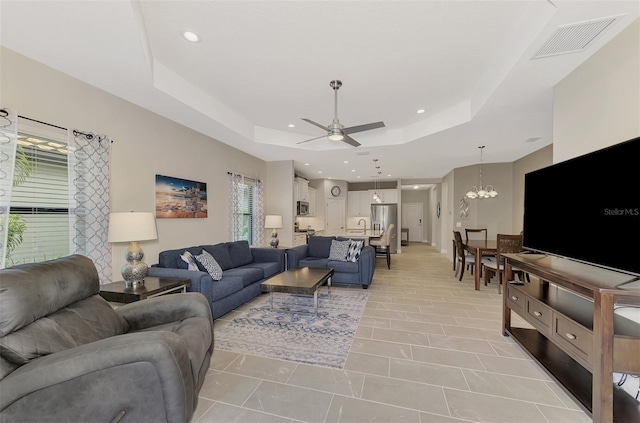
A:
[8,129,69,265]
[239,182,255,244]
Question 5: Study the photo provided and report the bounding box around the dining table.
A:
[463,239,497,290]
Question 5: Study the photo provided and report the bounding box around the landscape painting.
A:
[155,175,208,218]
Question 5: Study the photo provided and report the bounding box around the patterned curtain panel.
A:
[228,172,244,241]
[0,109,17,269]
[252,178,264,247]
[68,129,112,284]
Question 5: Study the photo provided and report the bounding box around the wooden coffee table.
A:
[261,267,334,314]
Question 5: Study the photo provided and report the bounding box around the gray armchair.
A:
[0,255,213,423]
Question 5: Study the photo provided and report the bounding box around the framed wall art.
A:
[155,175,207,218]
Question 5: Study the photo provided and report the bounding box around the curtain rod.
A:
[18,115,67,131]
[227,171,261,183]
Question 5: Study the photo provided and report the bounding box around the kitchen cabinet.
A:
[294,177,309,202]
[347,191,371,217]
[293,233,306,247]
[308,187,317,216]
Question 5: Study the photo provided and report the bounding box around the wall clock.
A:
[331,186,341,197]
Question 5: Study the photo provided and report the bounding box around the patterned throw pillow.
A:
[178,251,199,271]
[328,240,351,262]
[346,240,364,263]
[195,250,223,281]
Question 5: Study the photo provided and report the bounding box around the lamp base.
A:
[269,229,280,249]
[121,241,148,287]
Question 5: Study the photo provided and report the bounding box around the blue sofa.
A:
[148,241,285,319]
[286,235,375,289]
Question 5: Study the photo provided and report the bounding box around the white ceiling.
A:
[1,1,638,183]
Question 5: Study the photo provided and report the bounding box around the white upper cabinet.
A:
[294,177,309,202]
[308,187,317,216]
[347,191,372,216]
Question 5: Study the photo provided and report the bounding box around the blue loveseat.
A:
[148,241,285,319]
[286,235,375,289]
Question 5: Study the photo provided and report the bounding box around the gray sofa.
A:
[0,255,213,423]
[149,240,286,319]
[287,235,376,288]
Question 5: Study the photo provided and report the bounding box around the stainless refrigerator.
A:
[371,203,398,253]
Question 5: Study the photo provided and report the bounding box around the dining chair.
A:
[483,233,526,293]
[370,223,394,269]
[453,231,493,281]
[465,228,488,243]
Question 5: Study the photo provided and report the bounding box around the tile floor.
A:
[191,243,591,422]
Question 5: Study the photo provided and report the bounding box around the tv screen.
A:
[523,137,640,276]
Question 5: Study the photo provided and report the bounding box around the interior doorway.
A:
[402,203,423,243]
[326,198,345,235]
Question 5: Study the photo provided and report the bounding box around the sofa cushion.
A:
[195,250,223,281]
[299,257,330,268]
[177,251,199,271]
[244,262,281,279]
[346,240,365,263]
[159,246,202,269]
[223,267,264,287]
[0,296,128,364]
[228,241,254,268]
[327,260,359,274]
[200,243,234,270]
[308,236,334,258]
[328,240,351,261]
[210,276,244,301]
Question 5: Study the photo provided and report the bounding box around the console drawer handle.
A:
[565,333,577,340]
[511,296,518,301]
[533,311,542,317]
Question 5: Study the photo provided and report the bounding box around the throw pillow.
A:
[328,239,351,262]
[346,240,364,263]
[195,250,223,281]
[178,251,199,271]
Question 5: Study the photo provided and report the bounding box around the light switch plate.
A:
[456,222,461,227]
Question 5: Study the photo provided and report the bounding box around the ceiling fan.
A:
[297,80,385,147]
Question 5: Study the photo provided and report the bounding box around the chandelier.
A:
[465,146,498,199]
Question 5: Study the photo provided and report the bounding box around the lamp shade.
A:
[264,215,283,229]
[108,212,158,243]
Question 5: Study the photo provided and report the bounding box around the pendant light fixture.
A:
[372,159,382,202]
[466,146,498,199]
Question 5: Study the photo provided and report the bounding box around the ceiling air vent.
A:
[533,16,618,59]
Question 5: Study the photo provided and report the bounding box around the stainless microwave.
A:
[297,201,309,216]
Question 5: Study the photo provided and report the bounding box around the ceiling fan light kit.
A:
[297,80,385,147]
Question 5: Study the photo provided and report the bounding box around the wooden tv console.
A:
[502,253,640,423]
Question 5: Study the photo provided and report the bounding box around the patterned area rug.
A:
[214,290,369,369]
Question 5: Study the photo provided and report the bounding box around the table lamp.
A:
[108,212,158,287]
[265,215,283,248]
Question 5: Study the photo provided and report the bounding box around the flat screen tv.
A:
[523,136,640,276]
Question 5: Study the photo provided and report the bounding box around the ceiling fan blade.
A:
[301,118,328,131]
[296,134,328,145]
[343,121,385,135]
[342,135,361,147]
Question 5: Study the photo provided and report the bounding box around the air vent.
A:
[356,150,370,156]
[533,16,618,59]
[524,137,541,143]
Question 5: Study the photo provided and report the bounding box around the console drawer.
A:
[553,313,593,369]
[506,284,525,315]
[525,297,552,335]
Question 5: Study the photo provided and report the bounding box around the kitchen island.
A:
[336,229,383,241]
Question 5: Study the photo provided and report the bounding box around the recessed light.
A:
[288,124,295,128]
[183,31,200,43]
[387,174,391,177]
[413,185,419,189]
[351,169,356,172]
[416,109,425,114]
[343,160,349,164]
[304,163,310,166]
[357,176,361,179]
[317,171,323,174]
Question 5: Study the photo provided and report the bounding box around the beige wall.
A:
[1,47,268,278]
[265,161,295,247]
[554,19,639,162]
[511,145,553,232]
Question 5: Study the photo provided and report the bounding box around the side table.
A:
[99,277,191,304]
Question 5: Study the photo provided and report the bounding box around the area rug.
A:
[214,290,369,369]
